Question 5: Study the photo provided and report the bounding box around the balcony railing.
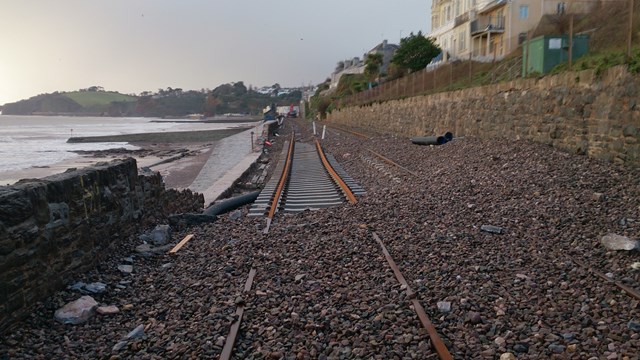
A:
[470,16,505,35]
[454,12,470,27]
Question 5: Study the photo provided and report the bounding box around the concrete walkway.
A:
[189,121,272,206]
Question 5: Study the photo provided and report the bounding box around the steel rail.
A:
[264,133,295,232]
[365,148,419,177]
[572,258,640,301]
[324,124,371,140]
[314,139,357,205]
[372,232,453,360]
[219,268,257,360]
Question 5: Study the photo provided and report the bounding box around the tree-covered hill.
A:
[2,83,302,117]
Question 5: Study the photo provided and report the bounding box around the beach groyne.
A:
[0,158,203,332]
[327,65,640,166]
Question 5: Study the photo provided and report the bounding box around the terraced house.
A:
[429,0,599,62]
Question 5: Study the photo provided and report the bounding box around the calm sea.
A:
[0,115,242,172]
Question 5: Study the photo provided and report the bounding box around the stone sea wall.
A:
[328,65,640,166]
[0,158,203,332]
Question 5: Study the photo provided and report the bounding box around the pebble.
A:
[549,344,566,353]
[112,341,128,352]
[228,210,242,221]
[125,324,145,340]
[215,336,225,347]
[54,296,98,324]
[480,225,504,234]
[601,233,638,251]
[513,343,529,353]
[500,353,516,360]
[467,312,482,324]
[117,264,133,274]
[84,282,107,294]
[437,301,451,313]
[97,305,120,315]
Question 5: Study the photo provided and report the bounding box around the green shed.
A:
[522,34,589,76]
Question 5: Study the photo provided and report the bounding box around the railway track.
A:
[248,135,364,221]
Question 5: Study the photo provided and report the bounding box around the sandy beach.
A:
[0,124,256,189]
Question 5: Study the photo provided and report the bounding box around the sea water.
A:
[0,115,243,172]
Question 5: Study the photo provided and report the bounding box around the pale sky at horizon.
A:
[0,1,432,105]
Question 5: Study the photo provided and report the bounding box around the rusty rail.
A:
[315,139,357,204]
[572,258,640,301]
[372,232,453,360]
[324,124,371,140]
[365,148,419,177]
[219,268,257,360]
[263,133,295,233]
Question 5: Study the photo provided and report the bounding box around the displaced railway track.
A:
[248,134,364,231]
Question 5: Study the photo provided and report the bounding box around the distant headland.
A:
[1,83,303,118]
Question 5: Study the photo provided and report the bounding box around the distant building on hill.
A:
[329,39,399,90]
[366,40,399,74]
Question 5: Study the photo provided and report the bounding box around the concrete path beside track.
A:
[189,121,273,206]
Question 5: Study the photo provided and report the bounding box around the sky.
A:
[0,0,431,105]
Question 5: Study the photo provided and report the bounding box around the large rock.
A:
[150,225,171,245]
[135,243,172,257]
[54,295,98,324]
[601,233,638,251]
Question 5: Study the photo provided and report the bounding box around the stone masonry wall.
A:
[328,65,640,166]
[0,158,203,332]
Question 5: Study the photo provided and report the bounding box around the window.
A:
[459,31,466,50]
[519,5,529,19]
[557,2,566,14]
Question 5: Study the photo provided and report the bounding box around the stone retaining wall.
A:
[328,65,640,166]
[0,158,203,332]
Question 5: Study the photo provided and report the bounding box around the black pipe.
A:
[443,132,454,142]
[203,190,260,217]
[411,136,447,146]
[169,190,261,226]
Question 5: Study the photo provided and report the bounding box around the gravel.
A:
[1,118,639,359]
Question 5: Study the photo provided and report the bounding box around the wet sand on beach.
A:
[0,128,249,188]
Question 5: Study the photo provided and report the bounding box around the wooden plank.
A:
[168,234,194,253]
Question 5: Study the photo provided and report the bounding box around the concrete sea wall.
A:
[0,158,203,332]
[328,65,640,166]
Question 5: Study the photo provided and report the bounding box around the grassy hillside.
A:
[64,91,137,107]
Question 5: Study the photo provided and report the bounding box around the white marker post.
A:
[322,125,326,140]
[312,122,316,135]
